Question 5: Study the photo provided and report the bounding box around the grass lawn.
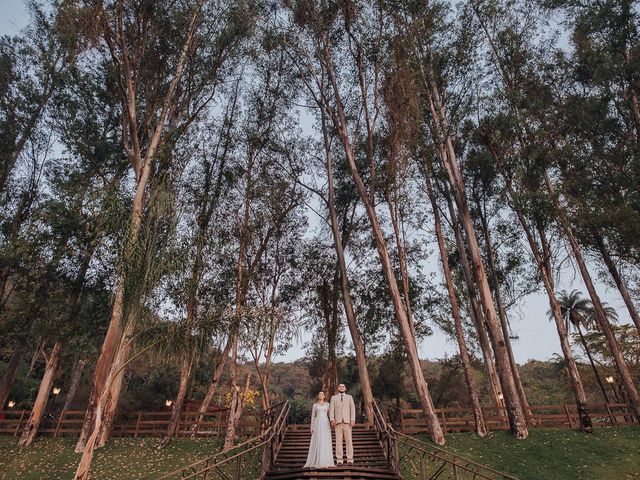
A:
[415,426,640,480]
[0,436,222,480]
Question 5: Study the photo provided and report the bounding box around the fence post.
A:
[134,412,142,437]
[54,410,65,437]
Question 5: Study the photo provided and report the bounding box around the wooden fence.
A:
[0,402,636,439]
[397,402,638,434]
[0,408,259,439]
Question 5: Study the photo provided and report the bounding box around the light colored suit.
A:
[329,393,356,463]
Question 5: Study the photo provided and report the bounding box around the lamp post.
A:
[605,376,622,403]
[51,387,61,413]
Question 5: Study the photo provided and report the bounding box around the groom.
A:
[329,383,356,465]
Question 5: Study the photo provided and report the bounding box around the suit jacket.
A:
[329,393,356,424]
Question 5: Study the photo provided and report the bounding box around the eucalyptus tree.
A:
[222,27,303,450]
[469,0,640,420]
[16,151,120,447]
[67,1,254,477]
[158,80,243,448]
[244,206,306,412]
[285,0,445,444]
[0,4,72,408]
[0,3,65,197]
[386,0,529,438]
[466,143,538,422]
[424,174,487,436]
[380,39,488,434]
[541,0,640,333]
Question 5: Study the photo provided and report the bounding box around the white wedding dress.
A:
[304,402,334,468]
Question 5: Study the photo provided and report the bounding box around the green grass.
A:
[414,426,640,480]
[0,436,222,480]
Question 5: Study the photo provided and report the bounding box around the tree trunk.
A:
[159,353,193,448]
[577,325,610,404]
[18,341,63,447]
[73,319,136,480]
[0,340,27,410]
[62,359,88,412]
[223,370,249,451]
[325,93,444,443]
[427,178,487,436]
[544,174,640,418]
[190,338,232,436]
[223,331,240,452]
[497,167,592,432]
[564,222,640,417]
[320,274,339,399]
[95,328,134,448]
[27,337,46,378]
[444,190,504,409]
[477,203,532,424]
[322,112,374,425]
[75,284,125,453]
[592,229,640,336]
[425,81,527,437]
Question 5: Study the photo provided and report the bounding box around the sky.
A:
[1,0,635,366]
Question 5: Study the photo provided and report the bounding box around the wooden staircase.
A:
[264,426,399,480]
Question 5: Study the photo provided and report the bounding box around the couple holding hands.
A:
[303,383,357,468]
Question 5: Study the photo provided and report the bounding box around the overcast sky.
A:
[2,0,634,366]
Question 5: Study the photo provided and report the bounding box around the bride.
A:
[304,391,334,468]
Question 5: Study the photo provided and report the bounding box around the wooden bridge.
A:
[154,400,520,480]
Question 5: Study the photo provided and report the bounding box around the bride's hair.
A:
[317,391,326,399]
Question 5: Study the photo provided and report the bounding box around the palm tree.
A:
[555,290,619,404]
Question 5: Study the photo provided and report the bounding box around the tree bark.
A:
[95,330,133,448]
[62,359,88,412]
[444,188,504,410]
[427,178,487,436]
[424,81,527,437]
[322,112,375,425]
[495,164,593,432]
[592,229,640,336]
[18,341,63,447]
[320,52,444,443]
[477,201,532,424]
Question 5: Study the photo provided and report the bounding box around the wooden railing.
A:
[0,407,259,439]
[156,400,290,480]
[0,401,635,441]
[396,402,637,434]
[372,400,519,480]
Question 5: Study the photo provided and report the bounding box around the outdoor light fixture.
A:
[605,376,615,384]
[8,401,15,408]
[53,387,61,395]
[165,400,173,407]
